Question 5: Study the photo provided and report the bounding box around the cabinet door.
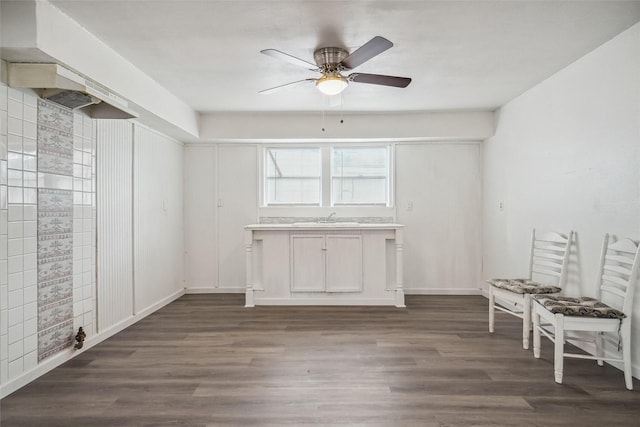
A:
[326,235,363,292]
[291,235,325,292]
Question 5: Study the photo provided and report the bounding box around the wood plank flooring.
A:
[1,294,639,426]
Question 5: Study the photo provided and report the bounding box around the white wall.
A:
[133,125,185,311]
[96,120,133,331]
[184,146,217,290]
[184,144,258,292]
[199,111,494,142]
[96,121,185,329]
[482,23,640,375]
[97,121,186,325]
[217,145,258,289]
[396,143,482,294]
[184,142,482,294]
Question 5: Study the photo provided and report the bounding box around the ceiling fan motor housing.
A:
[314,47,349,70]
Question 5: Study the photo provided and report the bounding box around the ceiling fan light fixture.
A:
[316,73,348,96]
[260,37,411,95]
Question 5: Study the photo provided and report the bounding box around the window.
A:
[265,148,321,205]
[331,147,389,205]
[263,145,392,207]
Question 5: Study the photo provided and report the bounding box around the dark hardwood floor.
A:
[1,294,639,426]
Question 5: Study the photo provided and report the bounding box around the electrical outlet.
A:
[407,201,414,212]
[499,201,504,211]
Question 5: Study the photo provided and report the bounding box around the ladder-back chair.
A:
[488,229,574,349]
[532,234,640,390]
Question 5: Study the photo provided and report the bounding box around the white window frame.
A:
[330,145,391,207]
[263,146,322,206]
[259,144,394,214]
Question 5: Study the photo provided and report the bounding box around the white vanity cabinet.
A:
[291,234,363,293]
[244,223,404,307]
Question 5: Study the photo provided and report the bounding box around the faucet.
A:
[321,212,337,223]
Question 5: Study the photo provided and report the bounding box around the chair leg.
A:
[533,305,541,359]
[554,314,565,384]
[621,320,633,390]
[522,294,531,350]
[595,331,604,367]
[488,286,495,333]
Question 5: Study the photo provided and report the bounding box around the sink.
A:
[291,222,360,227]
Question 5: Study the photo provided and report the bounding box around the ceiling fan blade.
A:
[259,78,317,95]
[261,49,318,70]
[349,73,411,88]
[341,36,393,70]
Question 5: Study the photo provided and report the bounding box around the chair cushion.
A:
[533,295,626,319]
[487,278,561,295]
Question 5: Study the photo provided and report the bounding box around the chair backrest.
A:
[528,229,574,286]
[596,234,640,317]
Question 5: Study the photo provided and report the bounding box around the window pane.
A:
[331,147,389,205]
[265,148,321,204]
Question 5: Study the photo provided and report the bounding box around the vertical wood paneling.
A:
[133,125,184,313]
[96,120,133,331]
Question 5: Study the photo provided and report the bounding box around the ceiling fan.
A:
[259,36,412,96]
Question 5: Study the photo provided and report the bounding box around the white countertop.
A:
[245,223,404,230]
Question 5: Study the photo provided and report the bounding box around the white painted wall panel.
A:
[96,120,133,331]
[184,146,217,290]
[184,142,483,295]
[199,111,494,141]
[396,143,482,294]
[482,23,640,375]
[217,145,258,290]
[133,125,184,312]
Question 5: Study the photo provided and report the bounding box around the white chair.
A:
[532,234,640,390]
[488,229,573,349]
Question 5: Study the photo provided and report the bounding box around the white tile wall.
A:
[0,82,8,383]
[4,87,26,382]
[4,87,31,382]
[72,112,96,338]
[0,83,96,384]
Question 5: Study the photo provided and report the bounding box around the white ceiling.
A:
[50,0,640,113]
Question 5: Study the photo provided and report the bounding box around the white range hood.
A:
[7,63,138,119]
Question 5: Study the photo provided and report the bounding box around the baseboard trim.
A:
[185,287,245,294]
[405,288,483,295]
[0,288,185,399]
[252,298,398,306]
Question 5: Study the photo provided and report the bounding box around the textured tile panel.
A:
[37,319,73,361]
[37,100,75,362]
[37,100,73,176]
